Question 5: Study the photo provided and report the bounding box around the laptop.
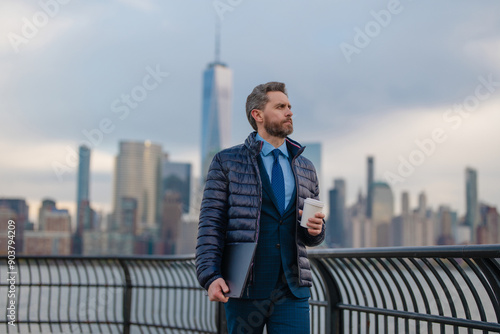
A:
[221,242,258,298]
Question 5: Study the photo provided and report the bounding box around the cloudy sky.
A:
[1,0,500,223]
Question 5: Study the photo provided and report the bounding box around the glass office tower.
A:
[327,179,346,247]
[76,146,91,229]
[113,141,163,233]
[371,181,394,247]
[366,156,374,219]
[200,62,232,183]
[162,160,192,214]
[73,145,91,254]
[465,167,479,242]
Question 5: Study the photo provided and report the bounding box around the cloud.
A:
[113,0,156,12]
[2,0,500,223]
[0,1,84,57]
[464,37,500,70]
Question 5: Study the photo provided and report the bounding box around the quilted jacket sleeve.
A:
[195,153,229,290]
[300,164,326,247]
[301,215,326,246]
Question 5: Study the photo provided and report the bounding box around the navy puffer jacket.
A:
[196,132,325,291]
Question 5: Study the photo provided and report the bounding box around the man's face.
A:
[261,91,293,138]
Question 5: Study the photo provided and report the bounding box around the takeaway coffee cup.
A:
[300,198,324,228]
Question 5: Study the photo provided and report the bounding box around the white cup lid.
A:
[304,198,324,207]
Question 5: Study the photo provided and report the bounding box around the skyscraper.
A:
[412,192,434,246]
[200,27,233,183]
[366,156,374,218]
[27,200,72,255]
[327,179,346,247]
[371,181,394,247]
[347,190,368,248]
[465,167,479,243]
[436,205,457,245]
[160,191,183,254]
[38,198,56,231]
[162,160,192,214]
[479,204,499,244]
[402,192,409,217]
[76,145,91,217]
[394,191,410,247]
[74,145,91,254]
[113,141,162,234]
[418,192,427,217]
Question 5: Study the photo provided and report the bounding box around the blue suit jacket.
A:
[243,155,310,299]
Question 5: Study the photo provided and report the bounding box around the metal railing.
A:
[0,255,217,334]
[1,245,499,333]
[308,245,500,333]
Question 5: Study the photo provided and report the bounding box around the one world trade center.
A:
[200,44,233,183]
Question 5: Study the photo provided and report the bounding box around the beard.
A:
[264,118,293,138]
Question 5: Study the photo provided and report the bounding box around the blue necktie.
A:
[272,149,285,214]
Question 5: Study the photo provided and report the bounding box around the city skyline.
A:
[8,141,497,230]
[2,139,498,252]
[2,1,500,223]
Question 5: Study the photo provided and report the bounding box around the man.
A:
[196,82,325,333]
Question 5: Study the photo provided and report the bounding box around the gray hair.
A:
[245,82,287,130]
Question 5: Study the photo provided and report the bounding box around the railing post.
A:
[119,260,132,334]
[312,258,342,334]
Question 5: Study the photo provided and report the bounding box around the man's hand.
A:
[208,277,229,303]
[299,210,325,236]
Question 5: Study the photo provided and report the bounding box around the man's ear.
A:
[251,109,263,124]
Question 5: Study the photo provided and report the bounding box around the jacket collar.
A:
[244,131,305,158]
[255,133,289,159]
